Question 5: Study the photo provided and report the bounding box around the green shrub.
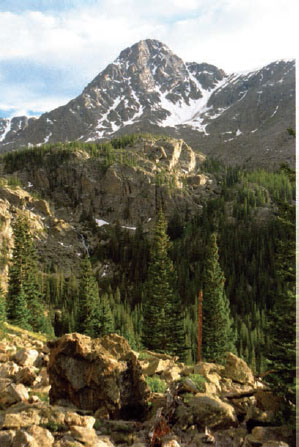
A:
[188,374,205,391]
[146,376,168,393]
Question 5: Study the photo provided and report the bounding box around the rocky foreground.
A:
[0,327,294,447]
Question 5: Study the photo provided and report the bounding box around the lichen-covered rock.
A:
[48,333,150,419]
[223,353,255,385]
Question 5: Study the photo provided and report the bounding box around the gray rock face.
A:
[0,40,295,168]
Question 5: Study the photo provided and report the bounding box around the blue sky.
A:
[0,0,297,118]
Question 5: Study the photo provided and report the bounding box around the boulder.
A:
[0,430,16,447]
[0,361,20,379]
[261,442,290,447]
[12,430,38,447]
[70,425,99,445]
[193,362,224,377]
[47,333,150,419]
[223,353,255,385]
[26,425,54,447]
[16,366,38,386]
[174,393,237,430]
[252,426,293,445]
[14,349,39,367]
[0,407,41,428]
[0,383,29,409]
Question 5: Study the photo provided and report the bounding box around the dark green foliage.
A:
[145,376,167,393]
[266,200,295,421]
[96,293,114,337]
[202,233,236,363]
[78,257,100,337]
[6,216,52,334]
[12,287,31,330]
[142,210,187,360]
[78,257,115,338]
[0,285,6,325]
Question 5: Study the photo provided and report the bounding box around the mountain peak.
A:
[0,40,295,168]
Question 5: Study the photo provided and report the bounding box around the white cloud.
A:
[0,0,297,117]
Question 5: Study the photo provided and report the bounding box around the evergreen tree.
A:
[0,285,6,326]
[13,287,31,330]
[6,216,51,333]
[202,233,236,364]
[95,293,114,337]
[78,256,100,337]
[266,201,295,421]
[142,209,187,359]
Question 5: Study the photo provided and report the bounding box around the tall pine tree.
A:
[142,209,187,360]
[202,232,236,364]
[78,256,100,337]
[6,216,51,333]
[0,284,6,327]
[266,201,295,422]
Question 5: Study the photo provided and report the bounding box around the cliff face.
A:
[0,136,217,279]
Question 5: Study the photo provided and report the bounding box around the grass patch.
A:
[4,321,51,342]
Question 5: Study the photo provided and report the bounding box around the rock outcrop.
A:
[0,325,294,447]
[48,333,150,419]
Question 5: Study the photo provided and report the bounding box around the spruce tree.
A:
[266,201,295,421]
[6,216,51,333]
[202,232,236,364]
[0,285,6,327]
[13,287,31,330]
[142,209,187,359]
[95,293,114,337]
[78,256,100,337]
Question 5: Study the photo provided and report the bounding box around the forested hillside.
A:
[0,135,295,422]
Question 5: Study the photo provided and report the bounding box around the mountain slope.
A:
[0,40,295,167]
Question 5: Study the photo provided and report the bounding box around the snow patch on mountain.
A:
[0,119,11,142]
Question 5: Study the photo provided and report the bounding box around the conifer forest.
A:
[0,134,296,426]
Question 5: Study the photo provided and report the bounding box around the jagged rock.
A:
[162,438,181,447]
[70,425,99,445]
[193,362,224,377]
[261,442,290,447]
[0,362,20,379]
[255,390,283,413]
[26,425,54,447]
[160,365,182,382]
[0,383,29,409]
[178,378,199,394]
[140,357,170,376]
[174,393,237,430]
[0,407,41,428]
[252,426,293,445]
[223,353,255,385]
[16,366,38,386]
[53,437,83,447]
[14,349,40,367]
[245,405,276,430]
[0,430,16,447]
[47,333,150,418]
[11,430,38,447]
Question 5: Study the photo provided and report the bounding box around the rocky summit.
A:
[0,325,295,447]
[0,39,295,167]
